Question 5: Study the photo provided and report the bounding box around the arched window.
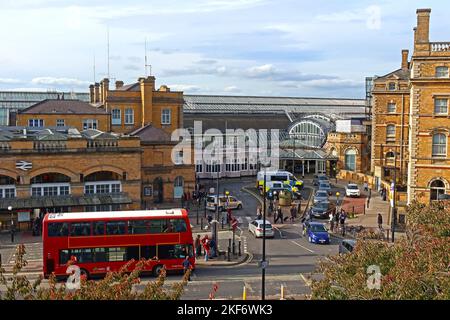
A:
[344,149,357,172]
[386,151,395,166]
[386,125,396,141]
[432,133,447,157]
[174,176,184,199]
[430,179,446,201]
[0,175,16,199]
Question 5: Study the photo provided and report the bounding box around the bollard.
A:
[280,285,285,300]
[242,286,247,300]
[201,218,203,231]
[227,247,231,261]
[238,240,241,256]
[233,243,236,256]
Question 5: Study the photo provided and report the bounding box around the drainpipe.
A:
[400,94,405,184]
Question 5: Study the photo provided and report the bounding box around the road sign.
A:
[258,260,269,269]
[232,218,238,230]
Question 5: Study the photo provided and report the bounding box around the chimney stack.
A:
[401,50,409,70]
[94,83,100,103]
[89,84,95,103]
[115,80,124,89]
[415,9,431,44]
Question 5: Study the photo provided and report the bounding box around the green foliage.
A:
[0,245,189,300]
[311,201,450,300]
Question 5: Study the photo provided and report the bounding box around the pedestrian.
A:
[274,206,283,224]
[290,204,297,222]
[195,234,202,257]
[209,238,217,258]
[201,235,210,261]
[339,210,347,236]
[329,211,334,232]
[256,206,262,220]
[367,196,371,209]
[363,182,368,192]
[227,208,232,224]
[182,256,192,281]
[377,213,383,230]
[269,200,274,214]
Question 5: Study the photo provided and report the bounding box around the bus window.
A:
[106,221,126,235]
[170,219,187,232]
[129,220,148,234]
[141,246,157,259]
[107,247,126,262]
[70,222,91,237]
[48,222,69,237]
[71,248,94,263]
[148,220,162,233]
[126,246,140,260]
[93,222,105,236]
[158,244,192,259]
[161,220,174,233]
[93,248,107,262]
[59,249,70,265]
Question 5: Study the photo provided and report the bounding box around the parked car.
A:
[206,195,243,211]
[345,183,361,197]
[313,190,329,204]
[313,174,329,186]
[319,182,332,195]
[311,201,331,219]
[248,220,275,238]
[305,222,330,244]
[339,239,356,254]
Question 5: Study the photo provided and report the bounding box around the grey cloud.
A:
[123,64,141,71]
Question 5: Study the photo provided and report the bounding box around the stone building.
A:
[371,8,450,204]
[0,126,141,229]
[89,77,183,135]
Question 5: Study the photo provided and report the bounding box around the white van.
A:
[256,170,295,189]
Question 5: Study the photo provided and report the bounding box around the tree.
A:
[0,245,189,300]
[310,201,450,300]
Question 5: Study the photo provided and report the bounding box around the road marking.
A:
[273,227,285,239]
[290,240,315,253]
[300,273,312,286]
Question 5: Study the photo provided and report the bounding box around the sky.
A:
[0,0,449,98]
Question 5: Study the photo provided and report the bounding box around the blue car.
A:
[305,222,330,244]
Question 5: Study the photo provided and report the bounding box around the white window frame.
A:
[436,66,449,78]
[83,119,98,130]
[0,185,16,199]
[84,181,122,194]
[124,108,134,125]
[432,133,447,157]
[161,109,171,125]
[387,103,396,113]
[30,183,71,197]
[386,125,396,141]
[28,119,44,127]
[434,98,448,115]
[56,119,65,127]
[112,109,121,125]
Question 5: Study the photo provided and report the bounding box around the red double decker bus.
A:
[42,209,195,279]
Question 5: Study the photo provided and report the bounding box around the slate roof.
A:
[130,124,171,143]
[18,99,108,114]
[374,68,410,81]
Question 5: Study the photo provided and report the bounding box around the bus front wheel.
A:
[153,265,164,277]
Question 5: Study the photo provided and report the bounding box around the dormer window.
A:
[388,82,396,91]
[436,66,449,78]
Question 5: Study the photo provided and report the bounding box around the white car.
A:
[248,220,274,238]
[345,184,361,197]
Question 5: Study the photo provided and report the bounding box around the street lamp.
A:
[261,163,271,301]
[8,206,14,243]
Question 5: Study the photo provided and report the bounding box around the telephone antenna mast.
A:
[145,38,152,76]
[107,27,110,79]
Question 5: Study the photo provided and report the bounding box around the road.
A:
[1,176,352,300]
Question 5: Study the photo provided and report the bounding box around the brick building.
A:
[0,127,141,229]
[371,8,450,204]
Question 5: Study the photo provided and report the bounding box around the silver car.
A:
[314,190,329,204]
[319,182,332,195]
[339,239,356,254]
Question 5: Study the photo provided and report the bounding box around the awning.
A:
[0,193,132,210]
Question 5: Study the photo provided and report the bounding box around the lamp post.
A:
[261,164,270,301]
[391,155,397,243]
[8,206,14,243]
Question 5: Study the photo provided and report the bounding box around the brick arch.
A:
[428,177,450,190]
[83,165,125,179]
[343,146,359,155]
[28,167,78,182]
[0,169,18,181]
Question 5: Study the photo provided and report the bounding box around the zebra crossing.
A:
[236,216,255,227]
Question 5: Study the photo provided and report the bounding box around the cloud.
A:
[223,86,241,93]
[168,84,202,92]
[123,64,141,71]
[0,78,21,84]
[31,77,90,87]
[316,5,382,30]
[244,64,338,82]
[292,78,362,89]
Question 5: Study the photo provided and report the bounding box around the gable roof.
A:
[18,99,108,115]
[116,82,140,91]
[375,68,410,81]
[130,124,171,143]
